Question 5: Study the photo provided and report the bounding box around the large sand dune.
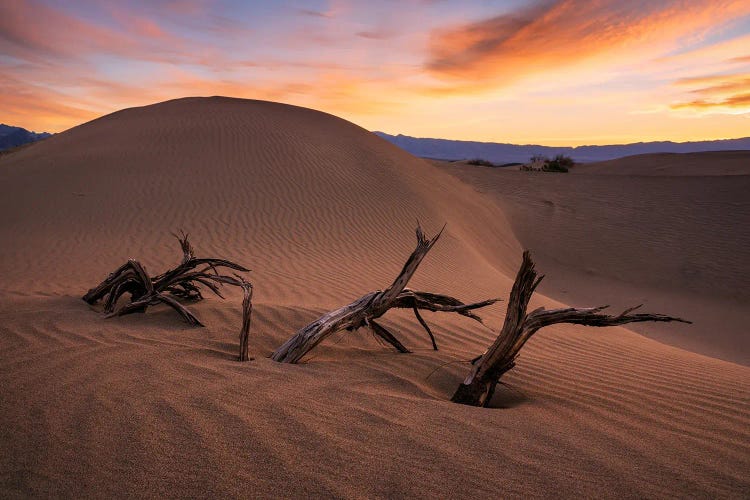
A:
[1,98,747,497]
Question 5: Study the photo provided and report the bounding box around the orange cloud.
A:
[691,77,750,97]
[154,69,405,117]
[425,0,750,88]
[671,93,750,110]
[675,73,750,87]
[0,74,99,131]
[671,73,750,112]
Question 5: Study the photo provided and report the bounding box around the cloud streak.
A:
[671,72,750,112]
[425,0,750,88]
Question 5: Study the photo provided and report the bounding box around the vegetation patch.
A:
[467,158,497,167]
[521,154,575,172]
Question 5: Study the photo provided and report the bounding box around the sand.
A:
[1,97,748,498]
[573,151,750,176]
[433,156,750,366]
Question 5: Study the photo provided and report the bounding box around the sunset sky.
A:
[2,0,749,145]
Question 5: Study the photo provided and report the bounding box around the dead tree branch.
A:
[271,224,501,363]
[451,250,691,407]
[83,233,254,361]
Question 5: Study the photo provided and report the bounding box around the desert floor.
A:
[1,98,748,498]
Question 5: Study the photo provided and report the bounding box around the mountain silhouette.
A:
[0,124,52,151]
[375,132,750,163]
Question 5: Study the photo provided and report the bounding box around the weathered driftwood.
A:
[83,233,254,361]
[236,278,254,361]
[271,225,500,363]
[211,274,254,362]
[451,251,691,407]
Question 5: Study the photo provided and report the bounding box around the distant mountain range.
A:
[374,132,750,164]
[3,121,747,163]
[0,124,52,151]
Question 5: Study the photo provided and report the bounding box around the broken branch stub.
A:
[212,274,254,362]
[271,224,501,363]
[451,251,691,407]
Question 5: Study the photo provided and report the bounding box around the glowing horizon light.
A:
[1,0,749,146]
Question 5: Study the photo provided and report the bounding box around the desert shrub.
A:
[521,155,547,171]
[467,158,496,167]
[542,154,574,173]
[530,154,547,164]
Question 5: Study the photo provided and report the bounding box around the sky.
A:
[1,0,749,146]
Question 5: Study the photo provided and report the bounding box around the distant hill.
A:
[374,132,750,164]
[0,124,52,151]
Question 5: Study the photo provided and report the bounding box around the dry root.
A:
[451,251,691,407]
[83,233,255,361]
[271,224,500,363]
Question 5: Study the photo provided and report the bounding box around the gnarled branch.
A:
[83,233,255,361]
[271,224,501,363]
[451,251,691,407]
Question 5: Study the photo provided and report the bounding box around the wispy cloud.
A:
[425,0,750,88]
[0,0,216,66]
[671,72,750,112]
[0,74,100,129]
[672,93,750,110]
[298,8,333,19]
